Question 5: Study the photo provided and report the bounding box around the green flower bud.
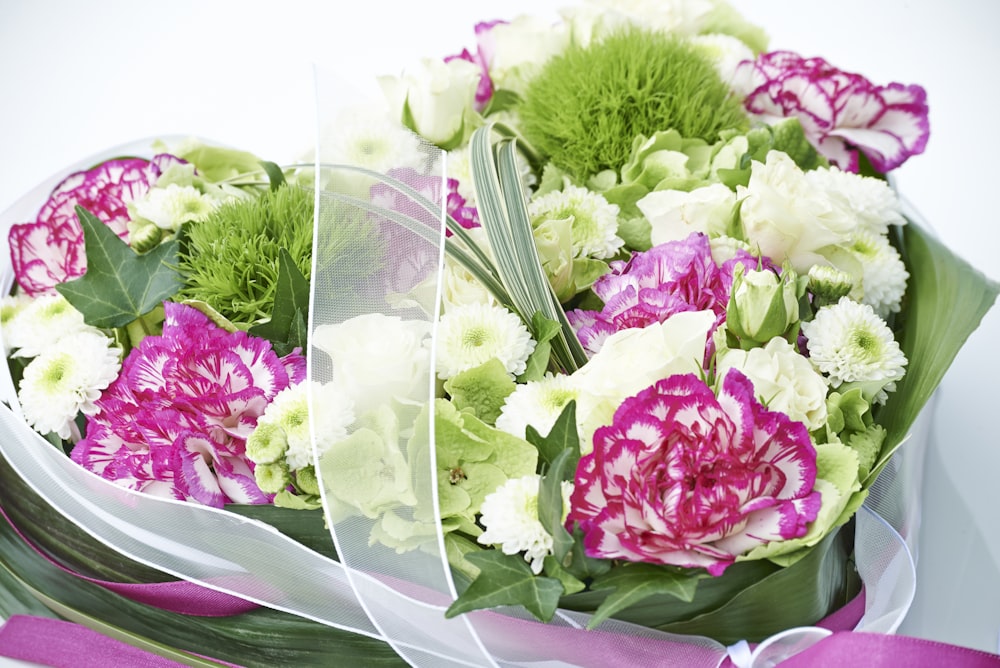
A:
[295,465,321,496]
[254,461,291,494]
[808,265,856,306]
[127,219,164,254]
[245,420,288,465]
[727,263,801,345]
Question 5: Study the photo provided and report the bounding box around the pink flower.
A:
[71,303,305,507]
[8,154,184,296]
[445,20,506,110]
[735,51,929,173]
[568,371,821,576]
[568,233,765,356]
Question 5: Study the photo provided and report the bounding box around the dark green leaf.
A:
[525,400,579,468]
[563,526,611,581]
[586,563,702,629]
[517,339,551,383]
[481,89,522,117]
[445,551,563,622]
[56,207,182,328]
[537,448,575,562]
[248,248,310,352]
[260,160,287,191]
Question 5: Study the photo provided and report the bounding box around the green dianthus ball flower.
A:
[518,29,748,181]
[178,184,314,327]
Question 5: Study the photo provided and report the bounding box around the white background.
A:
[0,0,997,656]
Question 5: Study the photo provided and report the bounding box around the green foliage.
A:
[717,118,827,189]
[177,184,313,327]
[586,563,701,629]
[56,207,182,329]
[519,28,748,181]
[446,551,564,622]
[247,248,310,356]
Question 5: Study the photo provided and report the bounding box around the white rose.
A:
[717,337,829,432]
[312,314,432,415]
[639,183,737,246]
[689,33,756,87]
[737,152,856,273]
[571,310,715,452]
[378,57,481,148]
[561,0,714,47]
[483,16,569,95]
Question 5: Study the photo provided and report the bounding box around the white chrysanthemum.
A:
[805,166,905,235]
[529,183,623,259]
[849,228,909,318]
[1,293,34,355]
[801,297,907,403]
[446,145,477,204]
[435,303,535,380]
[478,474,573,574]
[321,105,426,176]
[131,184,217,231]
[6,294,89,359]
[717,338,829,432]
[496,373,581,440]
[18,331,121,440]
[259,381,356,471]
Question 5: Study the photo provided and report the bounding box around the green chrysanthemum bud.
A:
[808,265,856,306]
[254,461,292,494]
[246,420,288,465]
[727,264,801,345]
[295,465,321,496]
[127,219,165,254]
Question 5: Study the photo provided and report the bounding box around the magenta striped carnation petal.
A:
[72,303,302,506]
[8,154,186,295]
[736,51,929,173]
[568,370,819,576]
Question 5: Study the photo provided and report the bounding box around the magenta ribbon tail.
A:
[776,631,1000,667]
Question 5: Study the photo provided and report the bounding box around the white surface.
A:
[0,0,997,656]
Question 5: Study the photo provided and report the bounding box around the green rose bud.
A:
[727,263,802,345]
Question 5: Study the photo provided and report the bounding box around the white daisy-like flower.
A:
[131,183,217,231]
[446,145,476,205]
[496,373,581,440]
[435,303,535,380]
[257,381,356,471]
[801,297,907,403]
[323,105,427,174]
[529,183,623,260]
[805,166,906,235]
[1,293,34,355]
[6,294,89,359]
[849,228,909,318]
[478,474,573,574]
[18,331,121,440]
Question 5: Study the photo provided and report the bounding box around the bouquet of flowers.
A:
[1,0,997,666]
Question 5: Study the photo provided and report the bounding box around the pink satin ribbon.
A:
[0,504,257,616]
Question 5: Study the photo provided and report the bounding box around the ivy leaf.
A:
[586,563,702,629]
[55,206,182,328]
[525,400,579,468]
[248,248,310,353]
[445,551,563,622]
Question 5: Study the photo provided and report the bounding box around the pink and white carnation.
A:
[71,302,306,507]
[8,154,185,296]
[568,370,821,576]
[569,232,767,355]
[734,51,929,173]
